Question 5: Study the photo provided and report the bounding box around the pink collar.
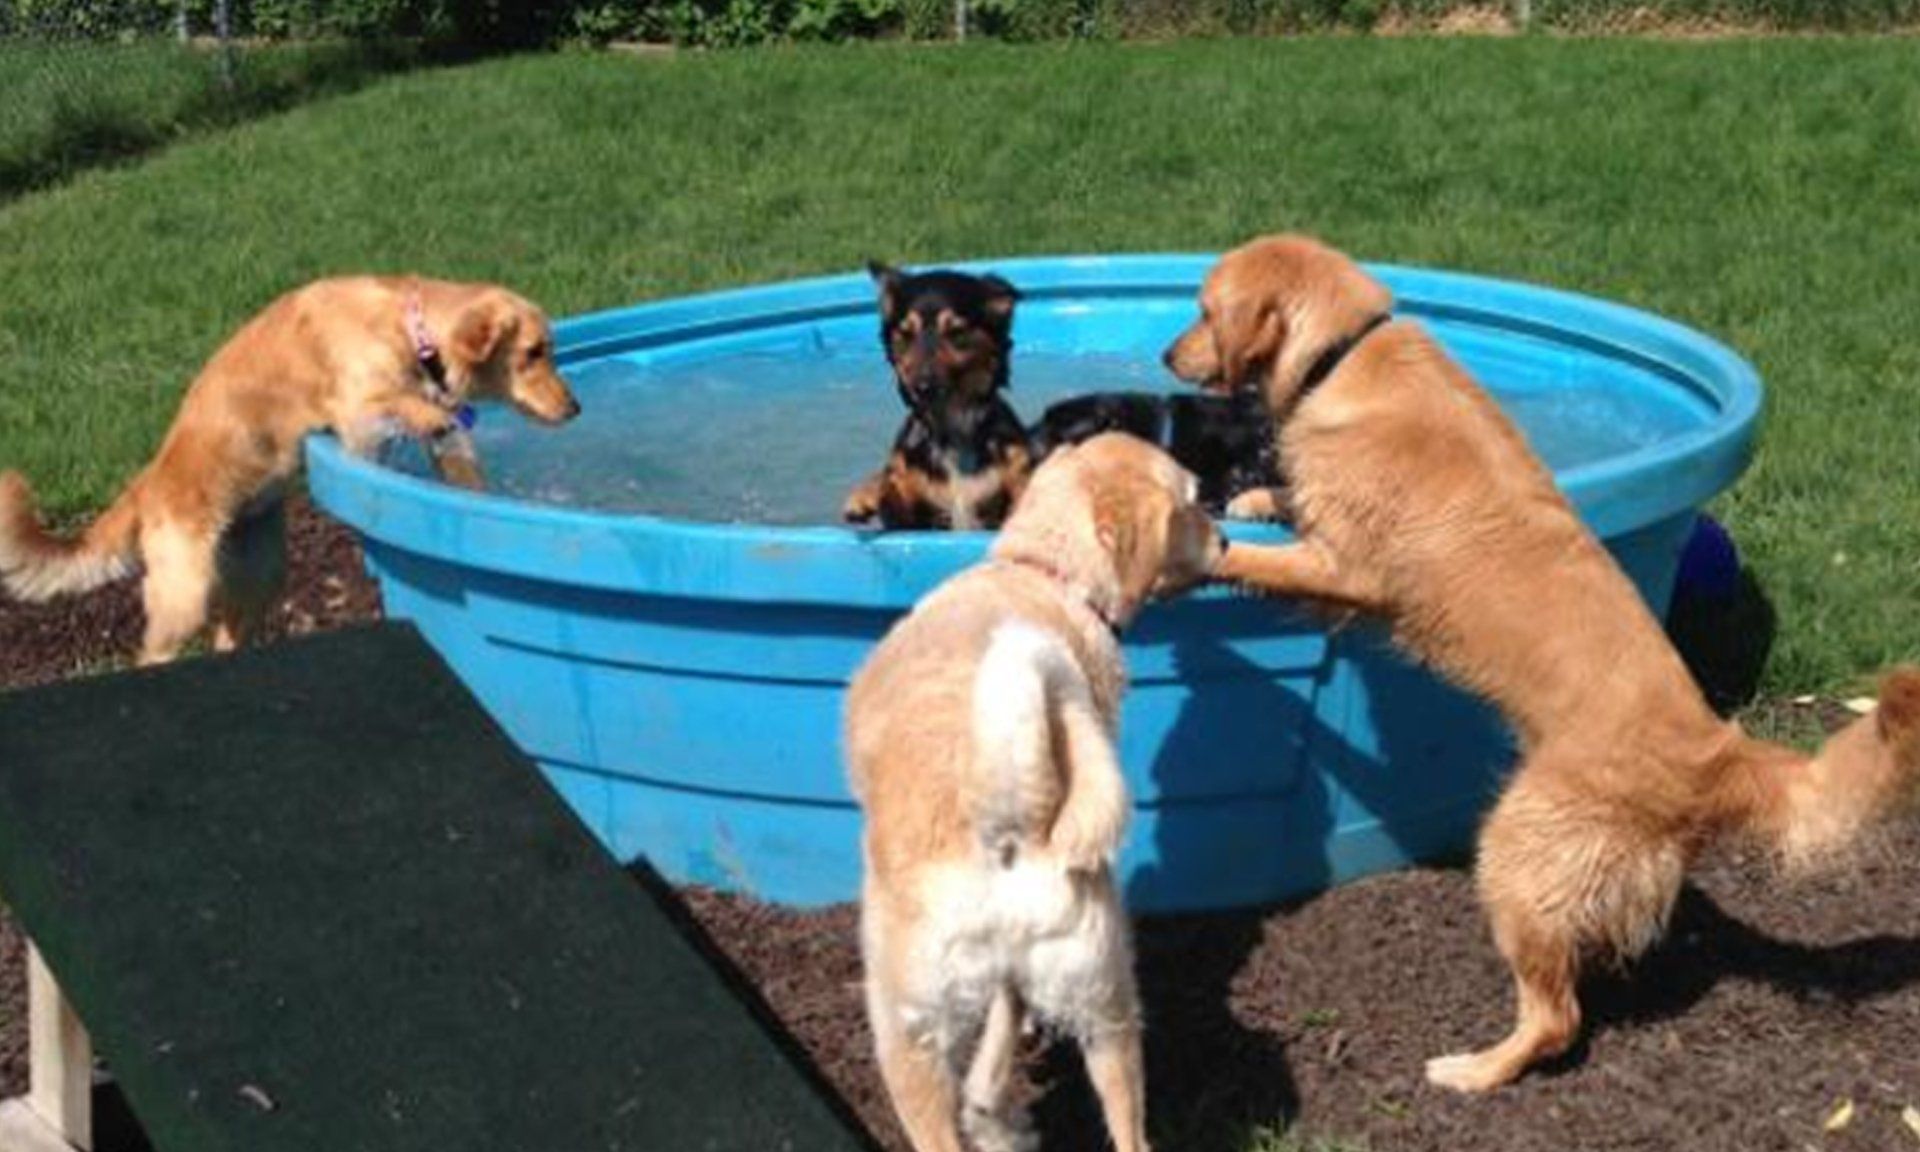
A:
[996,555,1126,635]
[404,292,450,398]
[404,292,477,432]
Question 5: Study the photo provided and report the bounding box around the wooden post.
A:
[25,946,91,1151]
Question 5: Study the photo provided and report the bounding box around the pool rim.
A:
[305,254,1762,607]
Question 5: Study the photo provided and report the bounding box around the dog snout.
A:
[517,374,581,424]
[1163,323,1218,387]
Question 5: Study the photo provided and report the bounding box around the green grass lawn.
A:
[0,39,1916,693]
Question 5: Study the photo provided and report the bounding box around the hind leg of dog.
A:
[212,501,287,652]
[1426,772,1607,1092]
[1424,911,1580,1094]
[869,989,967,1152]
[1043,899,1150,1152]
[1081,1019,1150,1152]
[862,905,968,1152]
[138,524,217,665]
[961,986,1035,1152]
[1427,767,1686,1092]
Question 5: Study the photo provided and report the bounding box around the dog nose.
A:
[1160,344,1178,372]
[563,395,582,420]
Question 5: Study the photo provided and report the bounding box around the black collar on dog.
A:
[1296,312,1392,401]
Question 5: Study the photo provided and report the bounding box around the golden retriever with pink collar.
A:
[0,276,579,665]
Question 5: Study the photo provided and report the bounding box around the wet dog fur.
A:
[1168,233,1920,1092]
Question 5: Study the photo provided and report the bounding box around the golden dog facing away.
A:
[1169,234,1920,1093]
[0,276,580,666]
[845,434,1223,1152]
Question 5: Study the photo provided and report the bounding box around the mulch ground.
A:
[2,497,1917,1151]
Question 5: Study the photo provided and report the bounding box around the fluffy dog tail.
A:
[1723,667,1920,868]
[0,470,143,602]
[972,622,1130,873]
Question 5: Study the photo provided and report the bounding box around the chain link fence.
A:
[0,3,446,199]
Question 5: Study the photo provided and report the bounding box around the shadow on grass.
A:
[0,39,480,202]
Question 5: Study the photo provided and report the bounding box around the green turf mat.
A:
[0,623,875,1152]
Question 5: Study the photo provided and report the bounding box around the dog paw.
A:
[1424,1051,1511,1094]
[842,494,880,523]
[963,1102,1038,1152]
[1224,488,1285,521]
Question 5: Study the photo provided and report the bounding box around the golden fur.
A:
[845,434,1222,1152]
[0,276,579,665]
[1170,234,1920,1092]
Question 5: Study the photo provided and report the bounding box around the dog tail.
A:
[972,622,1130,872]
[0,470,144,602]
[1723,667,1920,868]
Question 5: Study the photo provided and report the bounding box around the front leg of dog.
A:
[428,430,487,491]
[1222,485,1289,523]
[843,470,887,523]
[382,393,460,442]
[1212,541,1382,614]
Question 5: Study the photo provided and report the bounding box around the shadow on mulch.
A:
[682,827,1920,1152]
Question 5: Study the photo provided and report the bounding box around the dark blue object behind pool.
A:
[307,256,1762,912]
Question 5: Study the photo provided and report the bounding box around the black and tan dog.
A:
[1031,389,1281,516]
[843,263,1033,530]
[845,262,1283,529]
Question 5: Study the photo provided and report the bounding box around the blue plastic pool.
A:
[307,256,1762,912]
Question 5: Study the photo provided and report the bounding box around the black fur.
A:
[1032,390,1280,513]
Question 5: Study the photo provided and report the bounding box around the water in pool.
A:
[383,345,1704,525]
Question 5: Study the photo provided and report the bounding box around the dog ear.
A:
[1094,481,1169,617]
[868,261,904,318]
[1217,302,1285,390]
[450,293,519,368]
[978,274,1020,330]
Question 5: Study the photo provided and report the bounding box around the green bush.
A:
[4,0,1917,46]
[2,0,571,44]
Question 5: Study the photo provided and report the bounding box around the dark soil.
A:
[0,491,382,690]
[3,502,1918,1151]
